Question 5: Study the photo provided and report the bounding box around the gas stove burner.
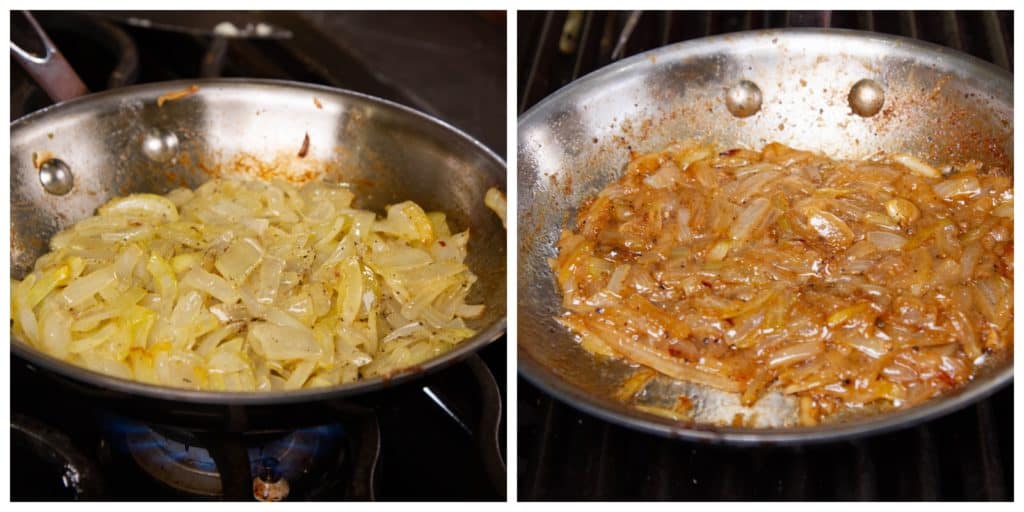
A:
[11,415,103,500]
[108,418,345,498]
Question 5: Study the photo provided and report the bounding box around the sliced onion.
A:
[933,176,981,200]
[706,240,732,261]
[12,178,485,391]
[842,335,890,359]
[248,321,322,360]
[884,198,920,226]
[803,208,853,250]
[215,237,264,283]
[98,193,179,221]
[181,268,239,304]
[606,264,630,295]
[60,266,117,307]
[552,142,1012,426]
[960,245,980,280]
[866,231,907,251]
[642,162,682,189]
[768,341,824,367]
[39,303,73,359]
[992,200,1013,218]
[729,197,772,243]
[892,154,941,178]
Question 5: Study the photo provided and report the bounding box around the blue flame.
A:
[105,415,345,477]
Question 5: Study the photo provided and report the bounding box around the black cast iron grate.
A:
[518,11,1012,113]
[517,10,1013,501]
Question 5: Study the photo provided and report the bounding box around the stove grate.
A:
[518,10,1012,112]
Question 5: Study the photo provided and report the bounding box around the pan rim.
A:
[13,77,508,181]
[518,27,1012,127]
[11,78,507,405]
[516,27,1013,442]
[519,347,1012,445]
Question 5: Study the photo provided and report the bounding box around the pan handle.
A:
[10,11,89,103]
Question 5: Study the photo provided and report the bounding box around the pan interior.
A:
[517,29,1012,440]
[11,79,506,402]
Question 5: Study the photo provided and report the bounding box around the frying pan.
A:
[10,15,507,433]
[518,29,1012,444]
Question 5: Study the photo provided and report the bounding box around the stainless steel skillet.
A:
[11,79,506,428]
[517,29,1012,444]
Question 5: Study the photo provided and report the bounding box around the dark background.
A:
[12,11,507,154]
[518,10,1013,501]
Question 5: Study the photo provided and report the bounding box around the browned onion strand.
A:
[554,142,1013,425]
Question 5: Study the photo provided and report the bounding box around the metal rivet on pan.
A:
[848,78,885,117]
[39,158,74,195]
[725,80,762,118]
[141,127,180,162]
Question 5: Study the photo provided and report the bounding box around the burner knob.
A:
[253,457,289,502]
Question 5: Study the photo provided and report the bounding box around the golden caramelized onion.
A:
[553,142,1013,425]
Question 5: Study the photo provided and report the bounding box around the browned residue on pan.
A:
[928,74,953,100]
[676,395,694,414]
[157,84,199,107]
[313,97,323,109]
[866,73,1011,170]
[195,151,331,185]
[613,368,656,402]
[297,133,311,158]
[158,164,191,188]
[31,151,54,169]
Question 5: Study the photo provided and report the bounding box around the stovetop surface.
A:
[10,11,506,501]
[517,10,1013,501]
[519,379,1012,500]
[13,350,505,500]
